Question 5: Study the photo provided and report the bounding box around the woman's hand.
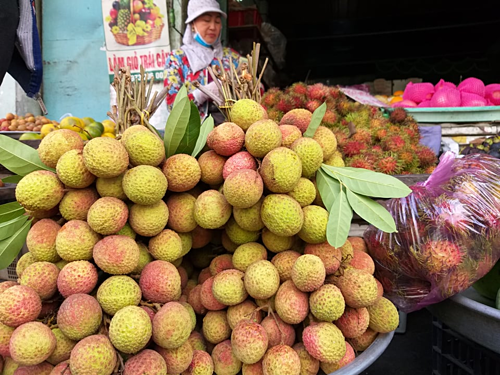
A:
[193,81,223,105]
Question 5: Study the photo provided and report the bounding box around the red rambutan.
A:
[346,156,375,170]
[333,130,349,148]
[336,100,354,116]
[374,155,401,175]
[381,135,408,153]
[262,88,282,108]
[351,129,373,145]
[360,152,378,165]
[402,127,420,142]
[306,100,322,113]
[370,117,388,130]
[389,108,407,123]
[342,141,368,157]
[329,87,342,99]
[388,125,400,133]
[398,149,418,169]
[288,82,308,96]
[307,83,329,101]
[371,145,383,154]
[289,93,307,109]
[267,108,284,122]
[276,96,296,113]
[415,146,437,167]
[374,128,388,141]
[322,110,338,127]
[417,240,463,275]
[424,165,436,174]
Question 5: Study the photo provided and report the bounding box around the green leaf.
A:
[303,102,327,138]
[0,202,25,223]
[191,116,215,158]
[0,215,28,241]
[174,85,188,107]
[176,101,201,155]
[346,189,397,233]
[327,188,353,248]
[0,135,54,175]
[316,168,340,211]
[164,97,191,158]
[321,165,411,198]
[1,175,22,183]
[0,219,31,270]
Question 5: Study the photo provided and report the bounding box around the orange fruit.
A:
[390,96,404,104]
[393,90,404,96]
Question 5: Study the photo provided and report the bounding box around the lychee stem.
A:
[140,300,162,312]
[58,363,71,374]
[267,307,285,345]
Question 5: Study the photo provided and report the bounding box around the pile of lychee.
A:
[0,98,399,375]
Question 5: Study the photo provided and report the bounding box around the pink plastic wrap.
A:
[430,87,461,107]
[458,77,485,97]
[485,84,500,105]
[403,82,435,103]
[392,100,417,108]
[364,152,500,313]
[418,100,431,107]
[461,92,487,107]
[435,79,456,91]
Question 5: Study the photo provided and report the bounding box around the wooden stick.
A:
[252,57,268,97]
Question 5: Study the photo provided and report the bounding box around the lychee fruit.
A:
[209,254,234,276]
[198,150,227,185]
[139,260,181,304]
[350,249,375,274]
[212,269,248,306]
[184,350,214,375]
[350,328,378,351]
[335,268,378,308]
[0,285,42,327]
[200,277,226,311]
[153,302,192,349]
[233,199,265,232]
[227,300,262,329]
[57,294,102,341]
[244,260,280,300]
[212,339,242,375]
[46,328,76,365]
[279,125,302,148]
[271,250,301,283]
[194,190,232,229]
[202,310,231,345]
[275,280,309,325]
[223,151,257,180]
[334,307,370,338]
[280,109,312,134]
[304,242,342,275]
[298,205,328,244]
[231,319,268,365]
[260,147,302,194]
[261,194,304,237]
[309,284,345,322]
[232,243,267,272]
[302,322,346,363]
[262,345,301,375]
[293,342,320,375]
[366,297,400,333]
[87,197,128,235]
[261,315,295,347]
[10,322,56,366]
[69,335,117,375]
[57,261,98,298]
[93,235,140,275]
[163,154,201,192]
[19,262,59,300]
[290,138,323,178]
[230,99,268,131]
[26,219,60,262]
[223,169,263,208]
[291,254,326,292]
[56,220,101,261]
[287,178,316,207]
[261,228,294,253]
[245,120,282,158]
[149,229,183,262]
[109,306,152,354]
[124,349,167,375]
[207,122,245,156]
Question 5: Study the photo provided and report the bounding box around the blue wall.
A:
[42,1,110,120]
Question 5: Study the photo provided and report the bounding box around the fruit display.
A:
[460,134,500,159]
[42,117,117,141]
[364,152,500,313]
[392,77,500,108]
[0,86,408,373]
[261,82,438,174]
[0,113,56,134]
[106,0,165,46]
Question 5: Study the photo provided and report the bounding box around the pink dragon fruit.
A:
[461,92,487,107]
[458,77,485,97]
[392,100,417,108]
[403,82,435,103]
[430,87,461,107]
[435,79,456,91]
[418,100,431,107]
[485,84,500,105]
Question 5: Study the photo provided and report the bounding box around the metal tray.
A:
[427,288,500,355]
[387,106,500,123]
[322,331,395,375]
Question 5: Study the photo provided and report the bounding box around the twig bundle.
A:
[107,66,168,138]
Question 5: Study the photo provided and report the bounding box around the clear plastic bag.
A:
[364,152,500,313]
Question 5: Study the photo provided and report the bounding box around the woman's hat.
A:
[185,0,227,24]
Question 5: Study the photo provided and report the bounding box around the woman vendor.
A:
[164,0,241,124]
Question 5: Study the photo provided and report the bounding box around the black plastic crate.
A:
[432,317,500,375]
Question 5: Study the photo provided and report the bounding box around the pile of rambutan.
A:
[262,82,438,175]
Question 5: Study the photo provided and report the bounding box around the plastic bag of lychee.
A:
[364,152,500,313]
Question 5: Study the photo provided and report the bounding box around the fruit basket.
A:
[321,331,395,375]
[106,0,165,46]
[427,288,500,355]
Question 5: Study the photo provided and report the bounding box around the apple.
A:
[133,0,144,13]
[110,9,118,18]
[148,12,157,21]
[133,13,140,21]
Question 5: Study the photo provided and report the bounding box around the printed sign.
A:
[102,0,171,83]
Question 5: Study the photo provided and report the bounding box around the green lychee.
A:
[309,284,345,322]
[9,321,56,366]
[97,275,142,316]
[123,129,165,167]
[56,220,101,261]
[38,129,83,168]
[202,310,231,345]
[124,349,168,375]
[16,171,64,211]
[298,205,328,244]
[212,339,242,375]
[95,174,127,200]
[59,187,99,221]
[149,229,183,262]
[153,302,191,349]
[231,99,268,131]
[69,335,117,375]
[47,328,76,365]
[225,217,260,245]
[261,228,294,253]
[245,120,282,158]
[233,198,265,232]
[260,147,302,193]
[163,154,201,192]
[262,345,301,375]
[313,126,337,160]
[291,254,326,292]
[231,320,268,365]
[194,190,232,229]
[26,219,60,263]
[290,138,323,178]
[287,178,316,207]
[212,269,248,306]
[302,322,346,363]
[56,149,95,188]
[129,200,169,237]
[122,165,168,205]
[261,194,304,237]
[167,193,197,233]
[109,306,152,354]
[82,137,129,178]
[366,297,399,333]
[87,197,128,235]
[244,260,280,300]
[223,169,263,208]
[19,262,59,300]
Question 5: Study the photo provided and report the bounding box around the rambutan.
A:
[374,155,401,175]
[424,166,436,174]
[398,149,418,169]
[342,141,367,157]
[350,129,373,145]
[267,108,284,122]
[288,82,308,96]
[288,93,307,109]
[346,156,375,170]
[442,268,470,298]
[374,128,388,141]
[336,100,354,116]
[276,96,296,113]
[322,110,338,127]
[262,88,282,108]
[306,100,322,113]
[360,152,378,165]
[345,112,369,129]
[415,146,437,167]
[417,240,463,275]
[371,145,383,154]
[388,125,400,133]
[389,108,407,123]
[402,127,420,142]
[370,117,388,130]
[381,135,408,153]
[329,87,342,99]
[307,83,329,101]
